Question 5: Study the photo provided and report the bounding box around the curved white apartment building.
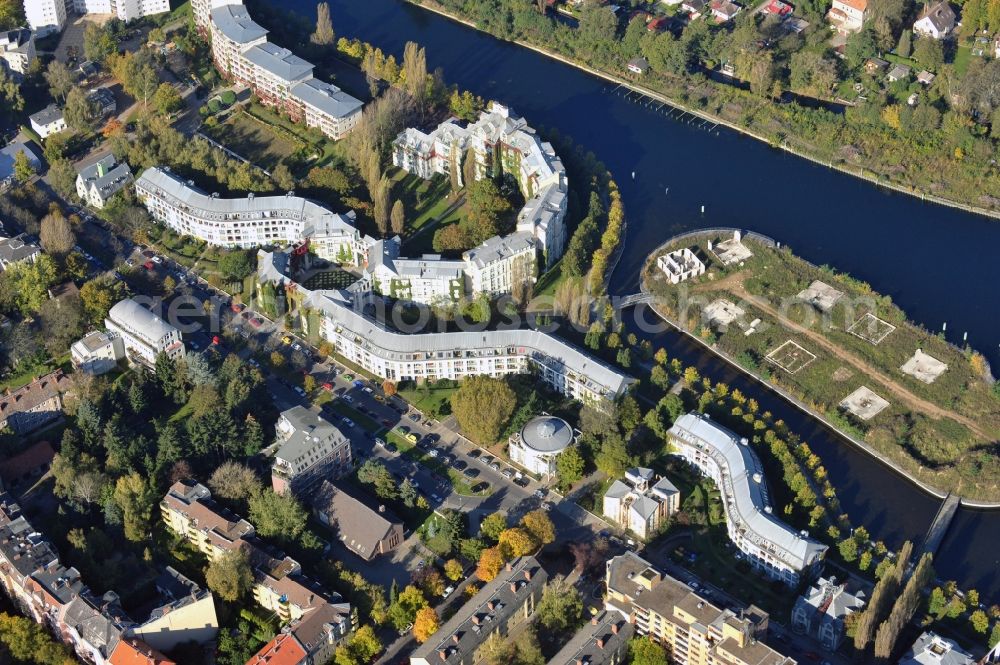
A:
[668,413,828,585]
[135,166,368,259]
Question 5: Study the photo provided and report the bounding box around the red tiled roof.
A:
[109,638,176,665]
[246,633,307,665]
[835,0,867,11]
[0,370,69,415]
[0,441,55,485]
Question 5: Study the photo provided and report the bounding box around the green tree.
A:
[64,87,98,133]
[48,159,78,199]
[205,548,253,602]
[208,462,262,501]
[248,489,307,544]
[12,149,34,183]
[387,585,428,630]
[83,23,116,63]
[629,636,669,665]
[913,37,944,70]
[113,473,156,542]
[219,250,256,280]
[536,577,583,631]
[357,459,398,499]
[44,60,75,102]
[556,447,585,486]
[896,29,912,58]
[451,375,516,443]
[152,82,183,115]
[80,276,126,324]
[479,511,507,542]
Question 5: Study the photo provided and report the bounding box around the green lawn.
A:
[204,111,303,171]
[399,384,458,419]
[325,400,384,434]
[953,43,973,76]
[532,259,566,299]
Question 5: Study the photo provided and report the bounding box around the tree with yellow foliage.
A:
[498,527,538,560]
[413,607,440,643]
[476,547,504,581]
[520,509,556,546]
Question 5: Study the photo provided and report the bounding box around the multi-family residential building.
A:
[0,28,36,75]
[76,154,134,209]
[790,577,865,652]
[71,330,126,375]
[393,103,568,267]
[826,0,867,33]
[366,239,466,305]
[508,414,576,478]
[549,610,634,665]
[668,413,828,585]
[272,406,352,495]
[603,467,681,539]
[0,233,41,268]
[899,632,975,665]
[105,298,185,366]
[201,1,362,140]
[29,104,67,139]
[0,370,70,435]
[128,568,219,652]
[160,480,352,631]
[108,638,176,665]
[71,0,171,22]
[302,287,633,405]
[913,1,957,38]
[0,440,56,488]
[605,552,796,665]
[312,480,404,561]
[461,232,536,296]
[410,557,548,665]
[25,0,67,37]
[135,166,367,257]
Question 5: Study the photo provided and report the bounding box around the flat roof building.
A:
[668,413,827,585]
[72,330,125,376]
[899,632,975,665]
[25,0,67,37]
[272,407,352,495]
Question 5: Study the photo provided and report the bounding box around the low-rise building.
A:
[312,480,404,561]
[899,632,975,665]
[0,141,42,189]
[657,247,706,284]
[826,0,867,32]
[791,577,865,651]
[0,370,69,435]
[88,87,117,118]
[76,154,134,209]
[410,556,548,665]
[29,105,67,139]
[603,467,680,539]
[272,406,352,495]
[0,233,42,268]
[913,1,956,39]
[0,440,56,489]
[71,330,126,375]
[108,638,176,665]
[508,415,577,478]
[0,28,36,76]
[105,298,185,366]
[25,0,67,37]
[549,610,634,665]
[605,552,795,665]
[668,413,827,585]
[627,57,650,75]
[709,0,742,21]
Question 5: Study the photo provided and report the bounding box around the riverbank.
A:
[404,0,1000,223]
[636,229,1000,507]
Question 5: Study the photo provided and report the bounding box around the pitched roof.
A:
[915,1,955,31]
[29,104,63,127]
[246,632,308,665]
[0,440,55,485]
[0,370,68,419]
[243,43,314,83]
[312,480,401,559]
[836,0,867,10]
[109,638,176,665]
[210,3,267,44]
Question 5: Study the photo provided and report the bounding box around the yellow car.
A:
[281,335,292,345]
[405,432,418,444]
[374,394,385,403]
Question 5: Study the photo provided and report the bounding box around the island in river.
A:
[641,230,1000,502]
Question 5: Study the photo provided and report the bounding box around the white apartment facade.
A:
[668,413,828,585]
[71,330,125,375]
[134,166,367,259]
[72,0,170,22]
[203,1,362,140]
[25,0,67,37]
[29,105,66,139]
[0,28,36,75]
[104,298,185,366]
[462,232,536,296]
[392,104,569,267]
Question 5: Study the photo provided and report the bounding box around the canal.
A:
[305,0,999,598]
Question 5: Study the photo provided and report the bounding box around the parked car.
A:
[514,476,529,488]
[463,468,480,479]
[501,468,514,478]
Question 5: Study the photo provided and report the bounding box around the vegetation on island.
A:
[416,0,1000,214]
[643,234,1000,499]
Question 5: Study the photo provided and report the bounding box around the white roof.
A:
[107,298,179,343]
[243,42,313,83]
[210,4,267,44]
[670,413,828,570]
[290,78,362,120]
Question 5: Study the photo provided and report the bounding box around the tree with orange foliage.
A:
[413,607,440,643]
[476,546,504,581]
[498,527,538,560]
[102,118,123,138]
[382,379,397,396]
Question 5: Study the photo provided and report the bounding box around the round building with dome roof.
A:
[508,415,577,478]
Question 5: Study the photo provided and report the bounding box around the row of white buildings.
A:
[193,0,362,140]
[135,164,540,305]
[26,0,171,37]
[392,103,569,269]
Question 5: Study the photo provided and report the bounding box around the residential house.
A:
[887,63,912,82]
[864,57,889,74]
[791,577,865,651]
[0,370,70,435]
[312,480,404,561]
[627,57,650,74]
[272,407,352,496]
[0,28,36,76]
[826,0,867,33]
[605,552,796,665]
[410,557,548,665]
[709,0,742,21]
[682,0,707,14]
[602,467,680,539]
[247,600,352,665]
[29,105,67,139]
[76,154,134,209]
[899,632,975,665]
[913,1,956,39]
[88,87,118,119]
[105,298,185,366]
[0,141,43,189]
[0,234,41,269]
[71,331,126,375]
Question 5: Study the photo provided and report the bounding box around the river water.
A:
[302,0,999,598]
